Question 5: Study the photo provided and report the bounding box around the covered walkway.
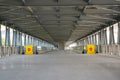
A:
[0,50,120,80]
[0,0,120,80]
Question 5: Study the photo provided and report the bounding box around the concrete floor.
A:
[0,50,120,80]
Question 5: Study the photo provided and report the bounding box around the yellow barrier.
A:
[25,45,33,55]
[87,44,95,54]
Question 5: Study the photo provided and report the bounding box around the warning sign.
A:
[87,44,95,54]
[25,45,33,55]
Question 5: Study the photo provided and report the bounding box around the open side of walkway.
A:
[0,51,120,80]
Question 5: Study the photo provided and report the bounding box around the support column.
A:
[0,25,2,57]
[109,26,115,45]
[87,37,90,44]
[90,36,92,44]
[24,34,26,46]
[28,35,30,45]
[31,36,33,45]
[57,41,65,50]
[117,22,120,55]
[0,25,2,46]
[19,32,22,54]
[104,29,107,45]
[109,26,115,55]
[14,30,17,46]
[98,31,101,53]
[92,35,95,44]
[117,22,120,44]
[20,32,22,46]
[100,30,105,53]
[16,31,19,46]
[94,34,97,45]
[5,27,10,46]
[104,29,108,53]
[88,36,91,44]
[5,27,10,56]
[100,30,105,45]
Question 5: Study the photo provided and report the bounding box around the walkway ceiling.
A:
[0,0,120,45]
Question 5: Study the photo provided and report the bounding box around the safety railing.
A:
[0,46,24,58]
[101,45,120,56]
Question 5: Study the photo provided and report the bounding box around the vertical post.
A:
[98,31,101,53]
[104,29,107,53]
[0,25,2,46]
[19,32,22,54]
[5,27,10,56]
[117,22,120,44]
[109,26,115,45]
[87,37,90,44]
[92,35,94,44]
[5,27,10,46]
[16,31,18,46]
[109,26,115,55]
[12,30,15,46]
[89,36,91,44]
[20,32,22,46]
[100,29,105,53]
[24,34,26,46]
[0,25,2,57]
[117,22,120,55]
[94,34,97,45]
[90,36,92,44]
[28,35,30,45]
[31,36,33,45]
[86,37,88,45]
[104,29,107,45]
[100,29,105,45]
[86,38,88,45]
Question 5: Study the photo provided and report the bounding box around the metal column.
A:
[118,22,120,44]
[31,36,33,45]
[98,31,101,53]
[103,29,108,53]
[28,35,30,45]
[109,26,115,45]
[117,22,120,55]
[5,27,10,46]
[109,26,115,54]
[100,30,105,45]
[104,29,107,45]
[19,32,22,54]
[92,35,95,44]
[20,32,22,46]
[94,34,97,45]
[5,27,10,56]
[0,25,2,46]
[24,34,26,46]
[88,36,91,44]
[0,25,2,57]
